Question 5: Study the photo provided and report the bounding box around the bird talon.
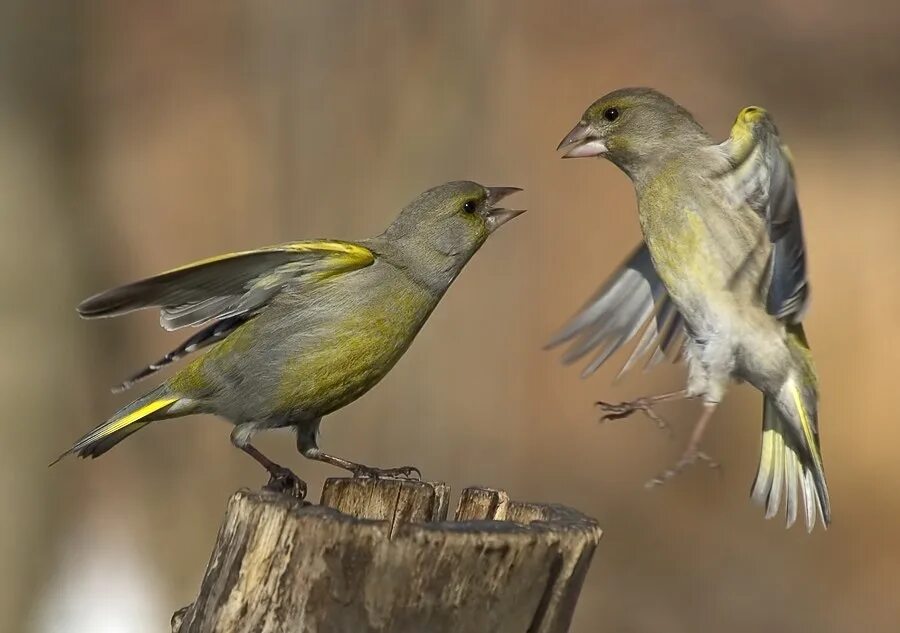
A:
[644,448,720,489]
[350,465,378,479]
[350,465,422,481]
[596,400,639,419]
[398,466,422,480]
[263,467,307,499]
[597,398,670,432]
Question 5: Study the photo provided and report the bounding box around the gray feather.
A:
[77,249,305,318]
[752,393,829,531]
[784,451,799,529]
[803,469,817,533]
[160,296,237,331]
[548,242,685,378]
[629,297,685,376]
[717,112,810,323]
[114,314,251,393]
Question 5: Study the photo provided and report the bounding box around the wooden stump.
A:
[172,479,602,633]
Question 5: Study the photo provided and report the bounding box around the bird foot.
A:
[349,464,422,481]
[263,465,308,499]
[644,449,720,489]
[596,398,672,433]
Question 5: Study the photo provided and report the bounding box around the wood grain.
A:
[174,479,601,633]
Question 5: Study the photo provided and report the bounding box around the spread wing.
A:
[716,106,809,322]
[79,240,375,390]
[547,243,686,379]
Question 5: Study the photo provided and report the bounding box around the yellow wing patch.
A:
[726,106,768,160]
[161,240,374,276]
[738,105,768,124]
[285,240,375,270]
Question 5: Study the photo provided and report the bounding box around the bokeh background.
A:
[2,1,899,631]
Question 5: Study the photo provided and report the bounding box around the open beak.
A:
[485,186,525,230]
[557,121,607,158]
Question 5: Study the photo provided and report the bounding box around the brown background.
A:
[2,2,899,631]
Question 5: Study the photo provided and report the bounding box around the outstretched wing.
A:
[79,240,375,390]
[79,241,375,328]
[547,243,686,379]
[717,106,809,322]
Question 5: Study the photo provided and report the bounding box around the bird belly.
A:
[681,297,791,401]
[274,287,433,417]
[639,194,781,396]
[680,304,735,403]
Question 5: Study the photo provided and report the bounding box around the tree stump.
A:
[172,478,602,633]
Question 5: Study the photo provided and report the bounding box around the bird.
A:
[54,181,524,498]
[549,87,829,531]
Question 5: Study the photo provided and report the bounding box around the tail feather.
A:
[751,327,830,531]
[72,420,155,459]
[751,393,829,531]
[783,441,799,527]
[51,386,185,464]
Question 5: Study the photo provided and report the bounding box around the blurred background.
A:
[2,1,899,631]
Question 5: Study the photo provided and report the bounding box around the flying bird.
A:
[550,88,828,531]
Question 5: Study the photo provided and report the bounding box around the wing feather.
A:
[112,314,250,392]
[79,241,374,326]
[717,107,809,322]
[79,240,375,390]
[619,295,684,378]
[548,243,685,378]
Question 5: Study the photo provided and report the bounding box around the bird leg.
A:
[645,402,720,488]
[296,420,421,481]
[230,428,307,499]
[302,449,422,480]
[597,389,691,432]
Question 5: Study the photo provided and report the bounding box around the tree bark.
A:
[173,479,601,633]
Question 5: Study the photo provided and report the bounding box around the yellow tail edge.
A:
[51,390,180,465]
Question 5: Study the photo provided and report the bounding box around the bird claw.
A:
[350,464,422,481]
[596,399,644,419]
[596,398,672,434]
[644,449,720,489]
[263,466,308,499]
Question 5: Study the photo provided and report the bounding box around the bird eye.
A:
[463,200,477,213]
[603,107,620,122]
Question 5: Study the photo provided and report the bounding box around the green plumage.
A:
[58,181,523,493]
[553,88,829,530]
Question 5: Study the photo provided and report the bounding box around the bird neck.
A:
[369,233,472,295]
[611,128,711,191]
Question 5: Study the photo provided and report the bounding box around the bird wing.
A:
[79,240,375,390]
[716,106,809,322]
[547,242,686,379]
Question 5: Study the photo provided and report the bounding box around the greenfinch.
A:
[56,181,523,497]
[551,88,828,531]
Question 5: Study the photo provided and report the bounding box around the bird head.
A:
[557,87,707,180]
[385,181,524,265]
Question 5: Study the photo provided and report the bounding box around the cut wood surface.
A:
[173,478,602,633]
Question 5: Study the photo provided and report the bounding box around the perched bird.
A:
[550,88,829,531]
[55,181,524,497]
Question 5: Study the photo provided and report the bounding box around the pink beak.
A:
[557,122,607,158]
